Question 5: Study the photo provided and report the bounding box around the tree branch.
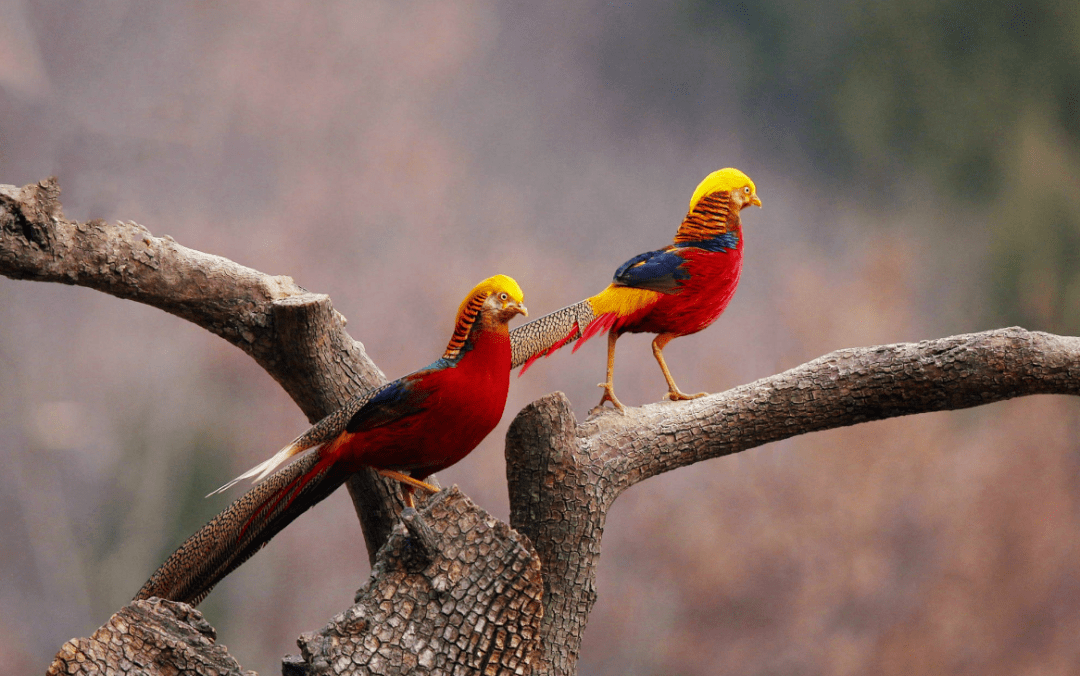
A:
[290,489,544,676]
[590,328,1080,489]
[46,598,248,676]
[49,491,546,676]
[10,177,1079,675]
[505,327,1080,673]
[506,395,599,675]
[0,177,407,559]
[0,178,384,405]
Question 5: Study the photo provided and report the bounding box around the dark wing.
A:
[344,370,436,434]
[611,246,691,293]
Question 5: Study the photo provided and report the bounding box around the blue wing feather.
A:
[345,372,434,433]
[673,232,739,252]
[612,247,691,293]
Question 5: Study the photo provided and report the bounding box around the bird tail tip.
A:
[517,322,582,376]
[205,441,313,498]
[573,312,617,352]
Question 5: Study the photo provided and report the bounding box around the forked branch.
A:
[505,331,1080,672]
[6,179,1078,675]
[0,178,402,560]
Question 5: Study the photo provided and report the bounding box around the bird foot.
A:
[663,389,708,401]
[591,382,627,414]
[376,469,441,508]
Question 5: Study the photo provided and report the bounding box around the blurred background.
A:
[2,1,1079,674]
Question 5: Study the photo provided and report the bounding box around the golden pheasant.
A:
[511,168,760,410]
[136,275,527,605]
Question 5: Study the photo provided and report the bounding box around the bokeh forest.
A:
[2,1,1079,674]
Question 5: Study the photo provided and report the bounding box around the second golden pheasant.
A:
[512,168,761,410]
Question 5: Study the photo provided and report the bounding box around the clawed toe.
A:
[663,390,708,402]
[594,382,627,413]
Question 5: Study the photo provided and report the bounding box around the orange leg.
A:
[652,332,707,401]
[593,330,627,412]
[376,468,440,508]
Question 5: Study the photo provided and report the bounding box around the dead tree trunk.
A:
[5,179,1078,676]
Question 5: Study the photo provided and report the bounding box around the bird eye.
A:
[743,186,751,194]
[499,293,508,301]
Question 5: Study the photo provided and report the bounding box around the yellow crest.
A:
[455,274,524,319]
[444,274,525,360]
[689,168,756,212]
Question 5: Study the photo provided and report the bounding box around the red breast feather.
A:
[621,246,743,337]
[341,328,511,480]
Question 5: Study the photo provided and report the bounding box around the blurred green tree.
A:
[596,0,1080,332]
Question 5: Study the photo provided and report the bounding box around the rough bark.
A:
[0,177,403,561]
[5,179,1079,675]
[49,492,544,676]
[288,489,544,676]
[46,598,251,676]
[505,328,1080,672]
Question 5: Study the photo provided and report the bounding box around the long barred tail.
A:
[207,387,380,497]
[135,451,346,606]
[509,299,602,373]
[205,439,311,497]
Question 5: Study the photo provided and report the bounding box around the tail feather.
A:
[510,299,598,371]
[572,311,618,352]
[205,440,317,497]
[136,451,346,606]
[206,387,382,498]
[519,327,578,375]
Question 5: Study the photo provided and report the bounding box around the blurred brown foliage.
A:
[1,1,1078,675]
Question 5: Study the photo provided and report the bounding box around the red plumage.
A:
[616,244,743,338]
[237,328,511,541]
[242,279,523,525]
[136,275,526,605]
[510,168,761,410]
[334,327,511,477]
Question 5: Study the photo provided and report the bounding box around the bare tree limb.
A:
[590,328,1080,488]
[55,492,545,676]
[0,177,406,559]
[0,178,383,404]
[8,178,1079,675]
[505,327,1080,673]
[46,598,250,676]
[506,395,598,676]
[289,489,544,676]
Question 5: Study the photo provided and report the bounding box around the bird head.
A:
[690,168,762,212]
[443,275,527,359]
[465,274,528,325]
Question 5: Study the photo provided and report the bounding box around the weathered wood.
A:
[289,489,544,675]
[46,598,250,676]
[6,179,1079,675]
[505,328,1080,674]
[0,177,405,562]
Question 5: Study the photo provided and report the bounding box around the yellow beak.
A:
[512,302,528,317]
[751,194,763,208]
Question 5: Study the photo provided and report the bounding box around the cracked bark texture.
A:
[46,598,252,676]
[505,328,1080,672]
[6,179,1080,675]
[288,489,543,676]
